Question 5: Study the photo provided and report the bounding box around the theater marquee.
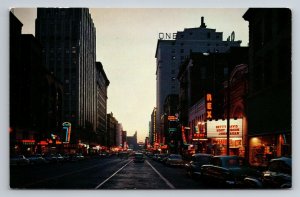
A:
[206,119,243,138]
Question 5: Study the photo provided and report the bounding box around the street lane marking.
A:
[146,160,175,189]
[21,159,117,188]
[94,159,132,189]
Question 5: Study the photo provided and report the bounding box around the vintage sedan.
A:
[10,155,30,166]
[244,157,291,188]
[185,153,213,178]
[165,154,185,167]
[133,152,145,163]
[44,153,64,163]
[201,155,260,188]
[262,157,291,188]
[27,154,48,165]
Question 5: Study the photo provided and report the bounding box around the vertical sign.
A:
[62,122,72,143]
[206,93,213,119]
[181,126,189,145]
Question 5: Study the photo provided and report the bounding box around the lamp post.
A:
[226,65,231,156]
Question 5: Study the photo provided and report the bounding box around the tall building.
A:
[106,112,118,147]
[155,17,242,143]
[116,123,123,147]
[127,131,138,150]
[35,8,97,143]
[10,12,63,155]
[122,130,127,149]
[162,94,179,150]
[243,8,291,165]
[149,107,157,146]
[95,62,110,145]
[178,47,248,155]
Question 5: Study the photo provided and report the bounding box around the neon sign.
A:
[206,93,213,119]
[206,119,243,138]
[62,122,71,143]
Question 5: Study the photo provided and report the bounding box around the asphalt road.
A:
[10,155,207,189]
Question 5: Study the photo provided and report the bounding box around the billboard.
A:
[206,119,243,138]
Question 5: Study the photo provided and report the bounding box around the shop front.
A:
[188,97,207,153]
[206,119,244,156]
[248,132,291,167]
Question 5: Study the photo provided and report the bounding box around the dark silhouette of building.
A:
[10,12,63,155]
[162,94,179,152]
[155,17,242,146]
[95,62,110,145]
[35,8,97,144]
[122,130,127,149]
[106,112,118,147]
[243,8,291,165]
[149,107,157,146]
[177,47,248,155]
[222,63,249,156]
[127,131,138,150]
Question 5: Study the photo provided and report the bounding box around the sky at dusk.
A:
[12,8,249,142]
[2,0,299,195]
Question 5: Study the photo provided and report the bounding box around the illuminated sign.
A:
[193,133,206,139]
[62,122,72,143]
[168,115,178,121]
[158,33,177,40]
[206,93,213,119]
[38,141,48,145]
[169,128,177,132]
[206,119,243,138]
[181,126,188,145]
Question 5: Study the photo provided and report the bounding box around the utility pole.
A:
[226,64,231,156]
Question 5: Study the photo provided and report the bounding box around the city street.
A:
[10,155,207,189]
[8,7,292,191]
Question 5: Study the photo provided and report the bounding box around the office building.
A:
[36,8,97,143]
[155,17,242,143]
[243,8,291,165]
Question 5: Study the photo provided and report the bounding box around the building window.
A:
[207,32,211,39]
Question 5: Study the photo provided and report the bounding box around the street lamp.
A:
[225,65,231,156]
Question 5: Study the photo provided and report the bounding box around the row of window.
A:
[177,32,221,39]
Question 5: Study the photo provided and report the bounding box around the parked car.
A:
[10,155,30,166]
[165,154,185,167]
[185,153,213,178]
[201,155,260,188]
[99,151,109,157]
[61,153,71,162]
[27,154,48,165]
[157,154,168,163]
[133,153,145,163]
[44,153,64,163]
[152,154,159,161]
[244,157,291,188]
[75,153,85,161]
[118,151,129,159]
